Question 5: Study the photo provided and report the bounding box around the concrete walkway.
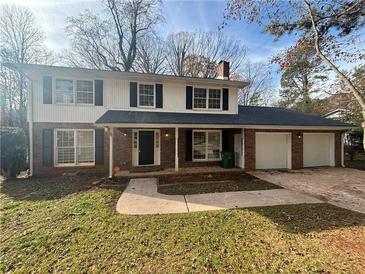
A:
[116,178,322,215]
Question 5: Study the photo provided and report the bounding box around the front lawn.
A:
[1,176,364,273]
[158,173,281,195]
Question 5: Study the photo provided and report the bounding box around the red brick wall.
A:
[335,132,342,167]
[291,130,303,169]
[113,128,132,169]
[32,123,345,176]
[244,129,256,171]
[32,123,109,177]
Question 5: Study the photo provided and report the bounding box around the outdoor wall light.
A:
[165,133,169,137]
[123,133,127,137]
[297,133,302,139]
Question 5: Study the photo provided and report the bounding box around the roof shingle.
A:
[95,106,352,127]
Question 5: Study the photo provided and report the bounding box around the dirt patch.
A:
[157,172,282,195]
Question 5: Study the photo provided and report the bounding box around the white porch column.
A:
[109,127,114,178]
[241,128,245,169]
[175,127,179,171]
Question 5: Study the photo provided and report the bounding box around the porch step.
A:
[129,165,163,173]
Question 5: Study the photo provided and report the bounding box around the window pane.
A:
[193,88,207,108]
[208,132,221,160]
[77,131,94,163]
[193,132,206,160]
[57,148,75,164]
[77,80,93,92]
[139,84,154,107]
[55,79,74,103]
[208,89,221,109]
[56,130,75,164]
[57,131,74,147]
[76,80,94,104]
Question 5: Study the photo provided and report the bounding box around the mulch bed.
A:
[157,172,282,195]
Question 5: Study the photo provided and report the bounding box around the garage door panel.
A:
[256,133,291,169]
[303,133,334,167]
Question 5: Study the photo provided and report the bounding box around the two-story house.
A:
[6,61,352,178]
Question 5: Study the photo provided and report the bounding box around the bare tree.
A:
[233,62,272,106]
[165,32,194,76]
[165,30,247,77]
[66,0,163,72]
[223,0,365,150]
[134,35,166,74]
[0,4,55,129]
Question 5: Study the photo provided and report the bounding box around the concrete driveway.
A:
[249,168,365,214]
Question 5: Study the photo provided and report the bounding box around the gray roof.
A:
[4,63,249,88]
[96,106,353,127]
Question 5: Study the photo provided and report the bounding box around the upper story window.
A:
[55,79,94,105]
[55,79,74,104]
[138,84,155,107]
[193,87,222,110]
[76,80,94,104]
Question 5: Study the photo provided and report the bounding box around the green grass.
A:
[1,176,365,273]
[158,176,281,195]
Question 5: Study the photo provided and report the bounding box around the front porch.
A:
[104,126,245,178]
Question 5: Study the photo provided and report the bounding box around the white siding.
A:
[31,73,239,123]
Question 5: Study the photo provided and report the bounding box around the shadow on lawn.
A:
[247,203,365,234]
[1,175,104,201]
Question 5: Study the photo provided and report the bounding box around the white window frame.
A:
[54,129,95,167]
[53,77,95,106]
[192,130,222,161]
[193,86,222,111]
[137,83,155,108]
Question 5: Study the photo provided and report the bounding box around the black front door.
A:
[138,131,155,165]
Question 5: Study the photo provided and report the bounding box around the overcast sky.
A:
[2,0,362,99]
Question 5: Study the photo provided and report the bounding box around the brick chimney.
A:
[216,60,230,80]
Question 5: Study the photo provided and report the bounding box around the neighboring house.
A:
[6,61,352,177]
[323,108,349,120]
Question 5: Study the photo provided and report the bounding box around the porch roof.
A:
[95,106,353,129]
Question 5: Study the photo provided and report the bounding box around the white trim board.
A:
[96,123,352,130]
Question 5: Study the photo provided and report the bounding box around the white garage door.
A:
[303,133,334,167]
[256,133,291,169]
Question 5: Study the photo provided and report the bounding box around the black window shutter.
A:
[42,129,53,167]
[185,129,192,161]
[222,88,229,110]
[130,82,137,107]
[95,80,103,106]
[43,76,52,104]
[186,86,193,109]
[95,128,104,165]
[156,83,163,108]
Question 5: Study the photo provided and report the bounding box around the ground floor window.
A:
[55,129,94,166]
[193,130,221,161]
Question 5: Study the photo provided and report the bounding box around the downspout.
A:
[28,76,34,177]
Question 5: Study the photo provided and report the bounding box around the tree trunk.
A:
[304,0,365,152]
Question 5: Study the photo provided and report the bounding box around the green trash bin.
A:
[221,151,234,168]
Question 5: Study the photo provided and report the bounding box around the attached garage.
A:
[303,133,335,167]
[255,132,292,169]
